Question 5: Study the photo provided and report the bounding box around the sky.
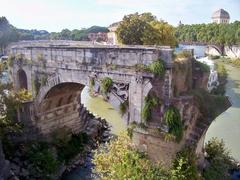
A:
[0,0,239,32]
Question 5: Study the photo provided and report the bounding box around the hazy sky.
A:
[0,0,239,32]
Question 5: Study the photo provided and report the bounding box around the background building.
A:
[212,9,230,24]
[107,22,119,45]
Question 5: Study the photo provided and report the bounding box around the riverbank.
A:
[205,62,240,161]
[2,110,111,180]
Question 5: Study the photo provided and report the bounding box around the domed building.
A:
[212,9,230,24]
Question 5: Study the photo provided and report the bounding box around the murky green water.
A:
[63,88,127,180]
[81,87,127,135]
[205,64,240,161]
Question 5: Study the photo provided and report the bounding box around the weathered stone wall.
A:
[132,97,202,167]
[132,129,183,167]
[172,57,193,96]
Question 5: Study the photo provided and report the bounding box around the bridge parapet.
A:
[9,40,173,68]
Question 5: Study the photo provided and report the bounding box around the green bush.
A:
[195,60,210,73]
[101,77,113,94]
[163,105,183,142]
[147,60,165,77]
[119,100,128,115]
[7,54,15,67]
[56,133,88,163]
[26,142,60,177]
[171,147,200,180]
[142,95,158,122]
[175,50,192,59]
[93,133,169,179]
[203,137,235,180]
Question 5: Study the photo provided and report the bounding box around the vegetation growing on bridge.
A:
[142,94,159,122]
[134,59,165,77]
[119,100,128,116]
[163,105,183,142]
[175,50,192,59]
[147,60,165,77]
[100,77,113,94]
[7,54,15,67]
[195,60,210,73]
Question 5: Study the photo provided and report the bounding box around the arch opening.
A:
[17,69,28,90]
[38,82,127,135]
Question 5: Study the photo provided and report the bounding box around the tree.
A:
[171,147,200,180]
[60,29,71,40]
[116,13,149,45]
[203,138,236,180]
[0,17,18,54]
[175,21,240,45]
[93,133,169,179]
[116,12,176,46]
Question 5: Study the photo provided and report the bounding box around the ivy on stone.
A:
[100,77,113,94]
[163,105,183,142]
[142,95,158,122]
[119,100,128,116]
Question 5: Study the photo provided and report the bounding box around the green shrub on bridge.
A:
[147,60,165,77]
[142,95,159,122]
[119,100,128,116]
[163,105,183,142]
[101,77,113,94]
[175,50,192,59]
[195,60,210,73]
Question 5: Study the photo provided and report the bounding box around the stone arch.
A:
[40,82,85,112]
[17,69,28,90]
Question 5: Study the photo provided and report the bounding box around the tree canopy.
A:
[175,21,240,45]
[116,12,177,46]
[0,17,18,53]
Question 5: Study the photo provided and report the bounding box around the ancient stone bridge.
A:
[8,40,173,136]
[8,40,231,166]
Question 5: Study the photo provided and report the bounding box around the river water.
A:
[205,64,240,160]
[62,87,126,180]
[178,44,240,161]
